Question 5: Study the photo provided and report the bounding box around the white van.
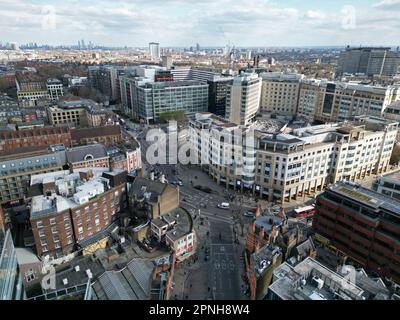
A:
[217,202,230,210]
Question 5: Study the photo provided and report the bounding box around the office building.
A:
[260,72,303,115]
[149,42,160,60]
[268,257,393,300]
[47,97,98,127]
[313,181,400,283]
[337,47,400,77]
[46,79,64,101]
[0,146,67,204]
[226,72,262,125]
[373,171,400,200]
[120,77,208,123]
[190,113,398,203]
[29,168,127,258]
[207,75,234,117]
[0,230,26,300]
[297,79,400,123]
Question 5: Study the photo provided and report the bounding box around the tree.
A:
[158,110,187,124]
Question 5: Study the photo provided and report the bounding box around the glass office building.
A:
[0,229,26,300]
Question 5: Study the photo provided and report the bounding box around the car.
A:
[243,211,255,217]
[217,202,230,209]
[176,180,183,186]
[194,185,212,193]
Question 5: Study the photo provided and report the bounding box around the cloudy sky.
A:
[1,0,400,47]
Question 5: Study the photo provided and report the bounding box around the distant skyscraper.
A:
[247,50,252,60]
[149,42,160,60]
[81,39,85,49]
[337,46,400,77]
[10,42,18,50]
[196,43,200,52]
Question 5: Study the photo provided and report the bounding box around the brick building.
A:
[66,144,110,170]
[70,125,122,147]
[29,168,127,258]
[313,181,400,283]
[245,208,312,300]
[0,127,72,153]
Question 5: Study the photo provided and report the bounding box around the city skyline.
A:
[1,0,400,47]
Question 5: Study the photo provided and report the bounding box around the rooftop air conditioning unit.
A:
[62,278,68,286]
[75,265,80,272]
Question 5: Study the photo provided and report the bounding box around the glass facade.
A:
[0,230,25,300]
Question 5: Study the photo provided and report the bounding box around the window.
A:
[40,239,47,246]
[51,226,58,234]
[39,230,45,238]
[36,221,43,228]
[26,269,35,283]
[78,227,83,234]
[50,218,56,225]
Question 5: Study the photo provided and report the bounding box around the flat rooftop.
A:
[269,257,366,300]
[327,181,400,216]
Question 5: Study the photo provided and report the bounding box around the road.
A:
[118,118,246,300]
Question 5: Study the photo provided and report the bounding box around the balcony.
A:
[350,232,371,248]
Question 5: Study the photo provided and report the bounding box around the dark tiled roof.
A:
[71,125,121,140]
[66,144,108,163]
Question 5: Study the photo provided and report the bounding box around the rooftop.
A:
[66,144,108,163]
[269,257,367,300]
[70,125,121,140]
[91,258,156,300]
[327,181,400,216]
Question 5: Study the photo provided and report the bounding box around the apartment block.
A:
[260,72,303,115]
[29,169,127,258]
[313,181,400,283]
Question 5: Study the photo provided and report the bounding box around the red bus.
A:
[294,204,315,218]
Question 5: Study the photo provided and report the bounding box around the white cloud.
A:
[0,0,399,47]
[372,0,400,9]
